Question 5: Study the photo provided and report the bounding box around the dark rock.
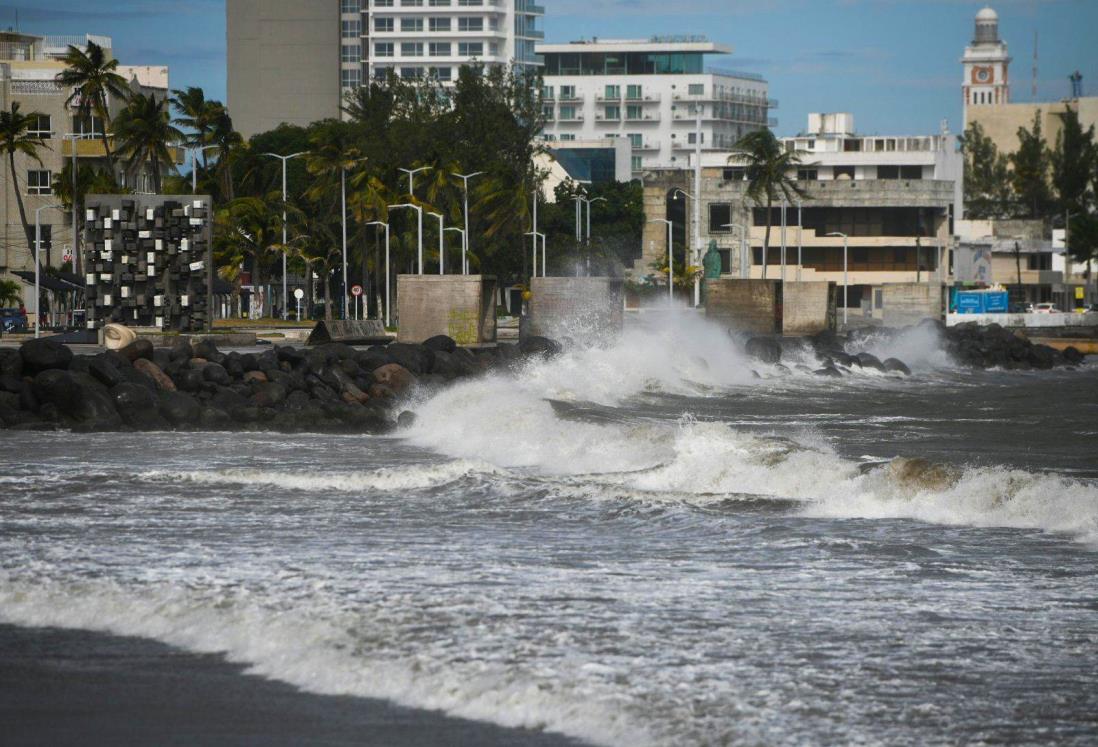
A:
[423,335,457,354]
[0,349,22,377]
[883,358,912,375]
[356,350,391,371]
[0,390,18,411]
[87,356,123,389]
[225,355,245,379]
[384,343,433,375]
[192,338,221,361]
[111,382,166,429]
[199,406,231,429]
[151,348,172,371]
[855,352,885,371]
[430,350,462,380]
[173,368,205,393]
[518,336,563,358]
[158,390,201,426]
[170,337,193,362]
[20,339,73,373]
[120,338,154,362]
[252,382,288,408]
[209,387,248,413]
[373,363,414,394]
[134,359,177,392]
[1063,346,1085,364]
[275,346,306,365]
[284,390,313,411]
[33,368,120,429]
[68,356,91,374]
[745,337,782,364]
[202,363,231,386]
[368,383,397,401]
[103,350,132,370]
[18,381,38,412]
[0,373,23,394]
[813,366,843,378]
[397,410,417,429]
[239,353,259,372]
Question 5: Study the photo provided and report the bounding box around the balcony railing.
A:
[556,113,584,123]
[595,93,621,103]
[624,92,661,103]
[594,113,621,122]
[625,112,660,122]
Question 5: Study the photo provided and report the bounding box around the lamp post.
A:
[827,231,849,326]
[648,218,674,307]
[34,204,64,338]
[451,171,482,274]
[398,165,431,197]
[365,220,391,327]
[444,226,465,276]
[795,199,803,282]
[341,156,368,319]
[780,198,787,284]
[673,188,700,305]
[524,231,546,277]
[389,203,424,274]
[262,151,308,319]
[428,211,446,274]
[189,144,220,194]
[721,223,747,278]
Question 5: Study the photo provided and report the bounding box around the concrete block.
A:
[705,279,780,334]
[529,277,624,341]
[880,284,942,327]
[782,282,833,336]
[397,275,497,345]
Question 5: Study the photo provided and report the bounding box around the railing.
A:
[705,66,765,82]
[624,92,661,102]
[595,93,621,103]
[44,34,112,50]
[557,113,584,123]
[625,112,660,122]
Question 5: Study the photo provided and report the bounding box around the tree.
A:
[0,278,22,307]
[960,121,1014,218]
[214,196,288,318]
[0,102,48,254]
[1067,213,1098,281]
[55,41,131,173]
[209,107,243,201]
[1009,111,1053,220]
[113,92,183,193]
[171,86,219,159]
[1051,106,1097,217]
[728,129,808,278]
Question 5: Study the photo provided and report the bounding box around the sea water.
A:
[1,318,1096,745]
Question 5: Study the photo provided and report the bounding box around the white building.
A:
[537,37,773,176]
[355,0,544,86]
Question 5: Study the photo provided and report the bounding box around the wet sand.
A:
[0,624,587,746]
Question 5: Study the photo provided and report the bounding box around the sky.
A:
[4,0,1097,137]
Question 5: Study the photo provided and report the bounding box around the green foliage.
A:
[1051,106,1097,216]
[55,41,131,171]
[113,92,184,193]
[960,121,1014,219]
[0,278,22,307]
[1067,213,1098,271]
[1009,111,1054,219]
[0,102,49,249]
[534,179,645,277]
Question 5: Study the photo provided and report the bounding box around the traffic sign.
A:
[351,284,363,297]
[293,288,305,300]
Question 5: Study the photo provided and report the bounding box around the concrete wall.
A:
[880,283,942,327]
[227,0,341,140]
[529,277,624,341]
[396,275,497,345]
[968,98,1098,162]
[782,282,832,335]
[947,311,1098,329]
[705,279,779,334]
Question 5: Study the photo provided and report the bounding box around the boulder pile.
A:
[0,334,562,433]
[939,321,1084,369]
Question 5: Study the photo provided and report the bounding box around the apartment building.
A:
[537,37,774,175]
[0,31,170,287]
[228,0,544,139]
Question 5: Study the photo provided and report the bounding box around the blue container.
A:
[955,292,985,314]
[983,291,1009,313]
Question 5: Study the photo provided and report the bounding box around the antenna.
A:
[1031,30,1038,101]
[1070,71,1083,99]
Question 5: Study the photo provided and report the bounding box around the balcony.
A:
[556,113,584,123]
[594,113,621,122]
[625,112,660,122]
[633,141,660,152]
[624,92,661,103]
[557,92,582,103]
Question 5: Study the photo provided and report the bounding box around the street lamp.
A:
[389,203,424,274]
[780,198,788,284]
[795,199,803,282]
[721,223,748,279]
[189,144,220,194]
[398,166,431,197]
[826,231,849,326]
[34,204,64,338]
[262,151,308,319]
[673,188,701,305]
[524,231,546,277]
[365,220,391,327]
[451,171,482,275]
[428,211,446,274]
[341,156,369,319]
[444,226,465,276]
[648,218,674,307]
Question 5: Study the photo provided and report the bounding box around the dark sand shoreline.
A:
[0,624,588,746]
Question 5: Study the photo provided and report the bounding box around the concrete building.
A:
[533,138,632,201]
[537,37,773,176]
[0,31,171,304]
[961,6,1098,156]
[227,0,544,140]
[641,112,959,322]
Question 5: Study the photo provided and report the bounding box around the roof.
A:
[537,40,731,55]
[976,7,998,21]
[12,270,80,293]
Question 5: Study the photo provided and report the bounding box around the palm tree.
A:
[0,278,22,307]
[214,195,288,318]
[112,92,183,193]
[209,107,243,201]
[171,86,221,184]
[0,102,49,253]
[728,129,808,279]
[55,41,131,173]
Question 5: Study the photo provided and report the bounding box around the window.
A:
[458,42,483,56]
[542,105,554,120]
[28,114,51,137]
[429,0,451,4]
[374,0,393,5]
[341,19,361,37]
[560,133,576,141]
[375,42,394,57]
[626,104,642,120]
[458,17,483,32]
[401,0,423,5]
[341,0,360,11]
[900,165,923,180]
[604,84,620,99]
[688,132,704,144]
[429,17,451,31]
[877,165,900,180]
[28,169,52,195]
[429,42,451,56]
[341,68,362,88]
[375,17,393,31]
[1027,253,1053,270]
[429,66,452,81]
[603,105,620,120]
[842,138,862,152]
[401,67,421,79]
[560,105,576,120]
[833,166,855,180]
[628,133,642,148]
[631,156,643,171]
[458,0,483,5]
[342,44,362,63]
[722,167,745,181]
[688,83,704,95]
[797,168,818,181]
[709,203,733,233]
[542,85,554,99]
[626,84,642,100]
[402,42,423,56]
[560,85,575,99]
[401,17,423,32]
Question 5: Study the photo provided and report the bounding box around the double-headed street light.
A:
[524,230,546,277]
[451,171,482,274]
[826,231,850,326]
[648,218,674,307]
[444,226,466,275]
[189,144,220,194]
[34,204,64,338]
[389,203,424,274]
[428,211,446,274]
[262,151,308,319]
[365,220,391,327]
[673,188,701,306]
[398,166,431,198]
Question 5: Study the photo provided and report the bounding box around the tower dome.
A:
[974,6,999,43]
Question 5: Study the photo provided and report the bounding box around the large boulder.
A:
[192,338,222,361]
[251,382,289,408]
[111,382,167,429]
[33,369,120,429]
[133,358,177,392]
[372,363,414,395]
[88,356,123,389]
[423,335,458,354]
[882,358,912,376]
[120,338,154,362]
[0,349,22,377]
[855,352,886,372]
[158,390,201,426]
[385,343,433,375]
[202,362,232,386]
[744,337,782,365]
[519,336,563,358]
[20,339,73,374]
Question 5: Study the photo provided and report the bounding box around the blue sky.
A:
[5,0,1097,136]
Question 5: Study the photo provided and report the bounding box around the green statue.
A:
[702,240,722,303]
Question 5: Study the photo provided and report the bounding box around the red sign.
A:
[351,285,363,297]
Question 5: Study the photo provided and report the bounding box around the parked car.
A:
[0,307,27,333]
[1032,302,1059,314]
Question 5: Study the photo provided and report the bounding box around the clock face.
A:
[973,66,993,84]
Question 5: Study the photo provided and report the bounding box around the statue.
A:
[701,240,722,303]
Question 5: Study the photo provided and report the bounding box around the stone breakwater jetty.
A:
[0,335,563,433]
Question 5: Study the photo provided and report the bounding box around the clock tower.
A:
[961,7,1011,127]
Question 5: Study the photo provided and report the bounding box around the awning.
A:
[12,270,71,294]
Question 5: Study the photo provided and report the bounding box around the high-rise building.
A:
[228,0,545,140]
[537,37,773,176]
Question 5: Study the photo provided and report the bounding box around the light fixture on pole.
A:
[34,204,64,338]
[721,222,747,278]
[389,203,424,274]
[190,144,220,194]
[428,211,446,274]
[672,187,700,305]
[780,198,787,284]
[398,166,431,198]
[451,171,482,275]
[443,226,465,276]
[795,199,803,282]
[826,231,849,326]
[524,231,546,277]
[262,151,308,319]
[341,156,368,319]
[365,220,391,327]
[648,218,674,307]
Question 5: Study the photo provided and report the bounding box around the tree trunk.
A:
[762,195,772,280]
[252,254,265,319]
[8,152,36,259]
[96,97,117,176]
[323,269,333,321]
[305,261,315,320]
[152,156,162,194]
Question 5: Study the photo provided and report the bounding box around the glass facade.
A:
[543,52,705,76]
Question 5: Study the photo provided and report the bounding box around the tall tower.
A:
[961,6,1011,127]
